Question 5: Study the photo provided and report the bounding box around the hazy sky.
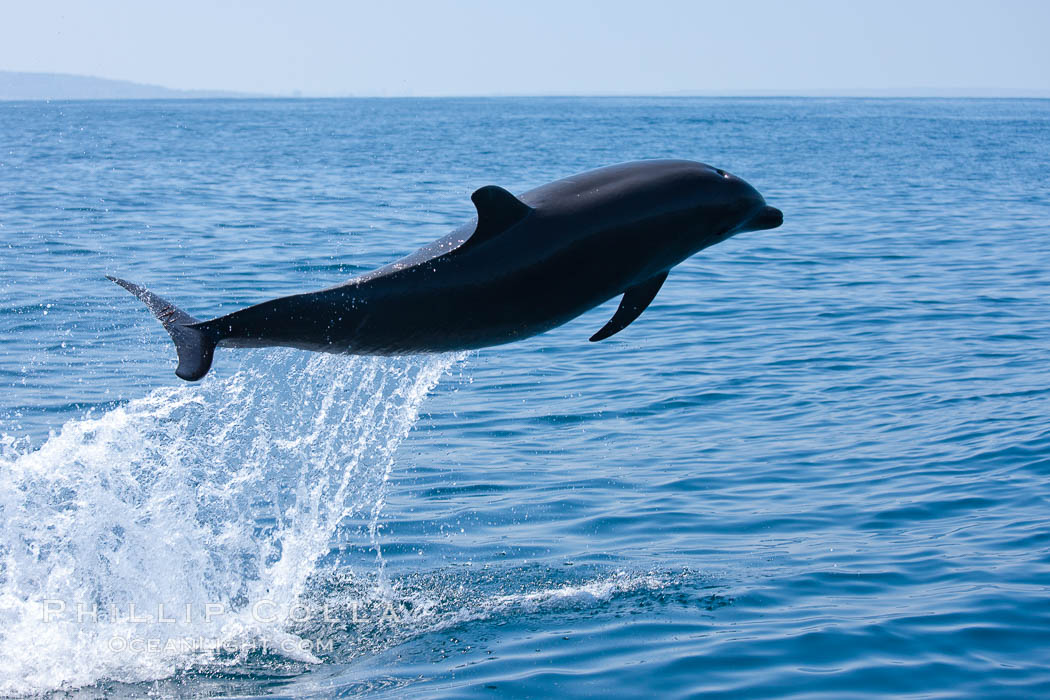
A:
[2,0,1049,96]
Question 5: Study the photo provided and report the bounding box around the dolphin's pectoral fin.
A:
[459,185,533,252]
[589,271,669,343]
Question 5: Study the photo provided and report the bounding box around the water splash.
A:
[0,350,456,696]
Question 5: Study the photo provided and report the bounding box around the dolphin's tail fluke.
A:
[106,276,217,381]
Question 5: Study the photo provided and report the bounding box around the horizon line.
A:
[3,70,1050,100]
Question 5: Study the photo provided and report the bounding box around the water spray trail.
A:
[0,350,457,696]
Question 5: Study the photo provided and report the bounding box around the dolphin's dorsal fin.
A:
[590,271,669,342]
[460,185,532,252]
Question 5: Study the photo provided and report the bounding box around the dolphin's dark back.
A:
[363,160,712,278]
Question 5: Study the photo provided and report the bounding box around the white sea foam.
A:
[303,567,691,658]
[0,350,456,696]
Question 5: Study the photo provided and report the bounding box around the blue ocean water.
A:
[1,97,1050,698]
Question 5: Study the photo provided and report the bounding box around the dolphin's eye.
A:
[715,168,728,178]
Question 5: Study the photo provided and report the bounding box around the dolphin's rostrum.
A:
[109,160,783,381]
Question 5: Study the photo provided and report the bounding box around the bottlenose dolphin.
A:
[109,159,782,381]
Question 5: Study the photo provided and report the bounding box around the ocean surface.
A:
[1,97,1049,698]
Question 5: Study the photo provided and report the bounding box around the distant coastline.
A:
[0,71,258,100]
[2,70,1048,101]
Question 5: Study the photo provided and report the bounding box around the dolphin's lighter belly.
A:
[340,262,608,353]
